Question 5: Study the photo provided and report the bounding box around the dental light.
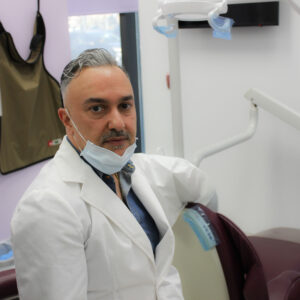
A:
[153,0,234,40]
[154,0,228,21]
[152,1,281,158]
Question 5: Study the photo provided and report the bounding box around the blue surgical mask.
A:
[66,109,136,175]
[81,141,136,175]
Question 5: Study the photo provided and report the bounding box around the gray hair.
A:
[60,48,125,101]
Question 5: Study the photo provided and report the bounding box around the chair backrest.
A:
[172,209,230,300]
[173,203,269,300]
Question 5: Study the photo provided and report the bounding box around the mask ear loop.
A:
[65,108,86,152]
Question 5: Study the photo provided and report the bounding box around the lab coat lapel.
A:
[132,168,175,280]
[80,171,155,263]
[56,138,155,263]
[132,168,169,237]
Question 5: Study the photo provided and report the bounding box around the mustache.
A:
[101,130,130,143]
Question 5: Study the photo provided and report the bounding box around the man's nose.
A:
[107,109,125,130]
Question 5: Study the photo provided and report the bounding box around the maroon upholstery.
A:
[0,268,18,299]
[267,271,300,300]
[249,236,300,300]
[218,214,269,300]
[187,203,300,300]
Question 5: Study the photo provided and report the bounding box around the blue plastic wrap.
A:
[0,243,13,261]
[209,15,234,40]
[183,208,219,251]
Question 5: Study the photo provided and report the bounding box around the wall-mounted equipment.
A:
[179,1,279,29]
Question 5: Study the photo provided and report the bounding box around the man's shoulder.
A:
[31,157,61,185]
[11,155,84,230]
[132,152,183,163]
[11,139,92,237]
[132,153,195,171]
[18,158,63,203]
[25,136,84,193]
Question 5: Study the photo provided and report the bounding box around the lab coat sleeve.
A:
[11,189,88,300]
[133,154,218,226]
[169,156,218,210]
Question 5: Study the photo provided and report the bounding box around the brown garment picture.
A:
[0,10,65,174]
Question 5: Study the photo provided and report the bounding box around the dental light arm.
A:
[245,88,300,131]
[194,103,258,166]
[194,88,300,167]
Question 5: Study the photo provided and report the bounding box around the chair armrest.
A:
[268,270,300,300]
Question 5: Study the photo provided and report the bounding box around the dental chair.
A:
[0,240,18,300]
[172,88,300,299]
[0,269,18,300]
[1,205,299,300]
[172,203,300,300]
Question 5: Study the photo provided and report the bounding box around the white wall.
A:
[138,0,300,234]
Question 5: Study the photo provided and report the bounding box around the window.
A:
[68,14,122,65]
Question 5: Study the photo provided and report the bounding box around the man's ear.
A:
[58,108,72,130]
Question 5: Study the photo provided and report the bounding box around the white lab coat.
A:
[11,137,216,300]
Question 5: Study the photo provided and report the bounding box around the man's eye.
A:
[91,106,103,112]
[120,103,131,110]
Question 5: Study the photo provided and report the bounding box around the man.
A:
[11,48,217,300]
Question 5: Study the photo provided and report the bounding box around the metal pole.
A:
[167,18,185,157]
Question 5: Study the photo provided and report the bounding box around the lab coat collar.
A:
[54,136,86,183]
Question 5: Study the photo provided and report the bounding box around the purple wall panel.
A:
[67,0,138,16]
[0,0,71,240]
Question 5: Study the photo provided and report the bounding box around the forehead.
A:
[65,66,133,106]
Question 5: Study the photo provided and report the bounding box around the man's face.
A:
[58,66,137,156]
